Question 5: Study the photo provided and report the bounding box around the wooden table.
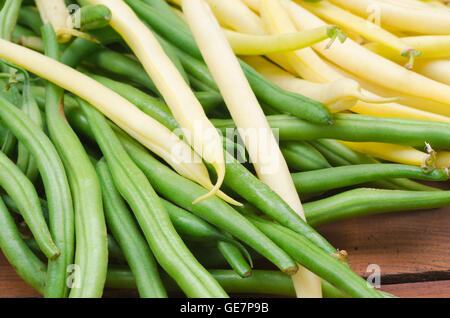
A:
[1,196,449,298]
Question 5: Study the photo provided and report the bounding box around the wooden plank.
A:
[381,280,450,298]
[0,252,40,298]
[318,205,450,283]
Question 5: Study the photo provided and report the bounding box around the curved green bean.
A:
[42,24,107,298]
[78,4,111,31]
[78,98,228,298]
[292,164,449,194]
[96,158,167,298]
[0,150,58,259]
[0,196,47,294]
[304,188,450,227]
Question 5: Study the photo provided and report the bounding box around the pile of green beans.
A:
[115,129,298,275]
[78,98,229,298]
[41,62,339,259]
[0,0,448,301]
[0,94,74,298]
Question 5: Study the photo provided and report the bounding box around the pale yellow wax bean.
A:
[0,38,229,203]
[35,0,72,43]
[88,0,228,204]
[204,0,266,35]
[321,58,450,118]
[224,26,332,55]
[339,141,429,167]
[328,0,450,34]
[244,55,396,113]
[414,59,450,86]
[300,0,416,64]
[182,0,322,298]
[282,0,450,117]
[260,0,341,83]
[238,0,450,123]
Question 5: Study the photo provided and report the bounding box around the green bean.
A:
[311,139,441,192]
[245,214,383,298]
[0,1,23,156]
[292,164,448,194]
[192,91,223,114]
[2,61,43,183]
[96,227,259,271]
[105,267,289,297]
[311,139,378,166]
[96,158,167,298]
[161,198,235,244]
[78,98,228,298]
[107,234,126,264]
[78,4,111,31]
[124,0,332,125]
[42,24,107,298]
[24,237,46,262]
[106,267,349,298]
[0,197,47,294]
[76,0,90,7]
[217,241,252,278]
[280,141,331,171]
[86,73,180,130]
[114,129,298,275]
[18,6,42,36]
[61,38,98,67]
[0,81,18,157]
[169,42,219,92]
[0,150,58,259]
[188,74,217,93]
[1,193,48,221]
[304,188,450,228]
[0,95,74,298]
[214,114,450,150]
[0,0,22,40]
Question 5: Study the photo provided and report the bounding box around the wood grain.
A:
[318,205,450,283]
